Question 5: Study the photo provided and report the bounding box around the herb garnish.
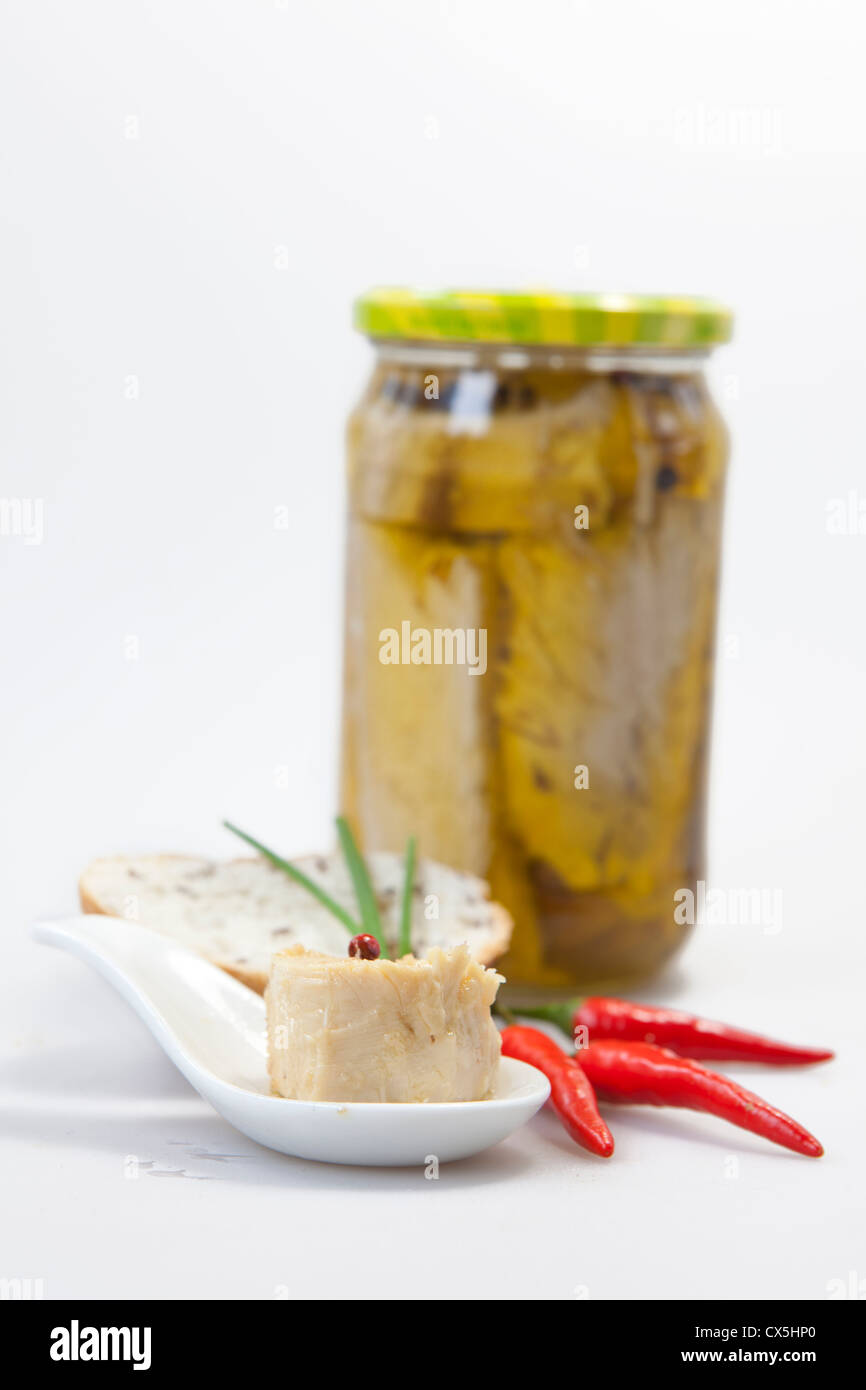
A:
[222,820,360,934]
[335,816,388,957]
[398,835,417,957]
[222,817,418,960]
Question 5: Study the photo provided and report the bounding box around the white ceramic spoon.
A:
[31,916,549,1166]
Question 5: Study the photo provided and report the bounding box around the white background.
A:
[1,0,864,1301]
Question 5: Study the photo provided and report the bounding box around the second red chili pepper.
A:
[500,1025,614,1158]
[577,1039,824,1157]
[519,996,834,1066]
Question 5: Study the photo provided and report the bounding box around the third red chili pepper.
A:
[500,1025,614,1158]
[519,996,834,1066]
[577,1039,824,1157]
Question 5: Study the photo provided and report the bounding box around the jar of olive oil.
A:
[340,289,732,993]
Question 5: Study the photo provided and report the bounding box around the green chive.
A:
[222,820,360,934]
[398,835,417,957]
[335,816,388,958]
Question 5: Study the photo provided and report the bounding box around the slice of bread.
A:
[78,852,513,993]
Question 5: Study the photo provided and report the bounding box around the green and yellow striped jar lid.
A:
[354,288,733,350]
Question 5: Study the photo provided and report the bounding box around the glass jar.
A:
[340,290,732,995]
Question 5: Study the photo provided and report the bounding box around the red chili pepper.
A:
[500,1025,614,1158]
[577,1039,823,1157]
[521,997,834,1066]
